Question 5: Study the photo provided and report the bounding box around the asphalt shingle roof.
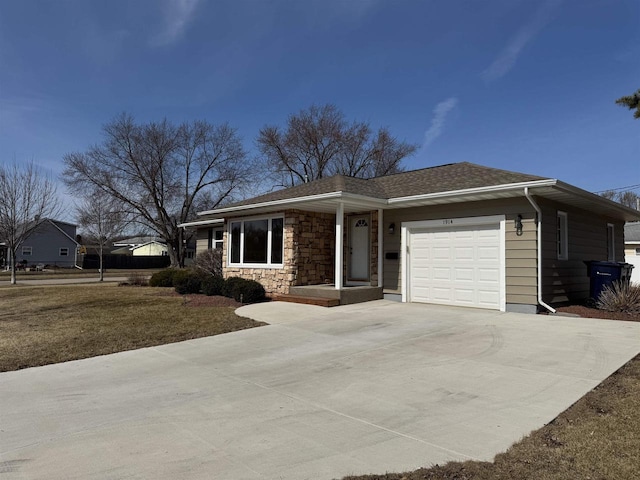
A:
[625,222,640,242]
[222,162,548,210]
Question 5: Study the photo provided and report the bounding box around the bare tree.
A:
[257,104,418,187]
[63,114,252,267]
[76,188,128,281]
[599,189,640,209]
[0,161,60,284]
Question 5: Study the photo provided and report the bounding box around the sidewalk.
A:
[0,276,130,286]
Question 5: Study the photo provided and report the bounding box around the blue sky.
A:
[1,0,638,217]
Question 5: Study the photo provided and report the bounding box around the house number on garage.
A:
[442,219,454,225]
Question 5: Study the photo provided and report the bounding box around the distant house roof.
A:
[130,241,167,251]
[197,162,640,222]
[625,222,640,243]
[113,236,165,247]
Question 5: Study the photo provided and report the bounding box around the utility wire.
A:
[594,183,640,194]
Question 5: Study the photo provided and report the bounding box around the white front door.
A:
[348,215,370,282]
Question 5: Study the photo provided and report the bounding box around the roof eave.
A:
[551,181,640,222]
[387,179,558,206]
[178,218,224,228]
[198,191,387,216]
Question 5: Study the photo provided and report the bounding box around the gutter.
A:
[524,187,556,314]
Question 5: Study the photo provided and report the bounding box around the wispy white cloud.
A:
[152,0,201,47]
[482,0,562,82]
[423,97,458,148]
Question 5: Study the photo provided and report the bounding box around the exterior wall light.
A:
[515,214,523,236]
[388,223,396,235]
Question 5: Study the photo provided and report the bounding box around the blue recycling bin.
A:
[584,261,634,300]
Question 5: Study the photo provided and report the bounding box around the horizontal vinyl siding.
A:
[539,198,625,304]
[195,227,211,255]
[382,198,538,306]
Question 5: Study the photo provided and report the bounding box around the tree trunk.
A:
[10,250,16,285]
[168,241,180,268]
[99,245,104,282]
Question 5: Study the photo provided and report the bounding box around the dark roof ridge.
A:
[369,161,549,184]
[368,162,459,180]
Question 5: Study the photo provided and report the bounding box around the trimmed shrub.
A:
[149,269,178,287]
[202,276,225,296]
[221,276,245,298]
[597,281,640,314]
[173,269,204,295]
[222,276,266,304]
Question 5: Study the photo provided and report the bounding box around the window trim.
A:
[557,211,568,260]
[227,213,285,269]
[606,223,615,262]
[207,228,224,250]
[59,247,69,257]
[22,246,32,256]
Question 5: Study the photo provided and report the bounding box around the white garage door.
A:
[406,218,504,310]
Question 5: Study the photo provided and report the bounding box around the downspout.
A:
[524,187,556,313]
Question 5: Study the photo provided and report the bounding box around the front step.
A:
[273,294,340,307]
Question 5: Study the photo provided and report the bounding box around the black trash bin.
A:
[584,261,634,300]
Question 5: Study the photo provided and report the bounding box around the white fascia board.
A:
[178,218,224,228]
[197,192,343,216]
[197,191,386,217]
[387,179,558,205]
[553,181,640,220]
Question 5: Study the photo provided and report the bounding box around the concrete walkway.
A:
[1,301,639,479]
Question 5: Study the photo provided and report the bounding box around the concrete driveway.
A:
[1,301,639,480]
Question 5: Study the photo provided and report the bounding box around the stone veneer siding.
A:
[223,209,336,295]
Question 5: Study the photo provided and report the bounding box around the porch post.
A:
[335,202,344,289]
[378,208,383,288]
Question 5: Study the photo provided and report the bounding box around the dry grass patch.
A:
[0,284,264,372]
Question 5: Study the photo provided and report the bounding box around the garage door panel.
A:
[454,289,474,304]
[432,247,450,260]
[408,221,502,310]
[454,267,474,282]
[431,287,453,303]
[433,267,451,281]
[478,267,499,283]
[454,246,474,260]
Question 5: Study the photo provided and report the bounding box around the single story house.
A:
[112,236,167,254]
[112,236,195,263]
[1,218,79,269]
[624,222,640,284]
[183,162,640,313]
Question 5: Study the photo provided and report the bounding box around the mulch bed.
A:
[555,304,639,322]
[156,291,243,308]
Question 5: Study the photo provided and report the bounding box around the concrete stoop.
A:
[272,294,340,307]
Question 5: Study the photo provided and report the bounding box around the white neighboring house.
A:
[624,222,640,284]
[111,236,195,264]
[112,236,168,256]
[130,241,169,257]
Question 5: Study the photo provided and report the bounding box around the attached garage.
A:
[402,216,506,311]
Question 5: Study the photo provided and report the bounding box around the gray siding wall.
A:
[16,221,77,267]
[382,198,538,306]
[538,198,625,303]
[196,227,210,254]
